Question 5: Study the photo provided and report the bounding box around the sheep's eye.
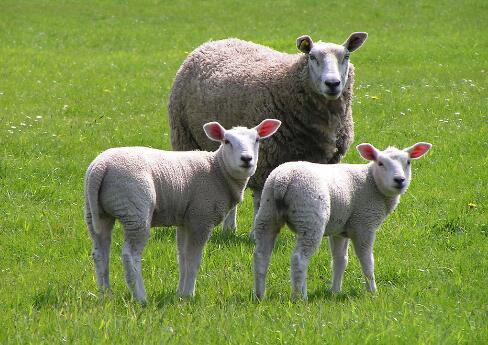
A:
[309,55,316,61]
[378,161,384,167]
[407,160,411,165]
[255,138,259,143]
[344,54,350,61]
[224,139,230,144]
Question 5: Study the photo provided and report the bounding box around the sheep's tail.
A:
[84,160,107,235]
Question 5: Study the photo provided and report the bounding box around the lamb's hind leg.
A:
[290,229,323,300]
[248,189,262,241]
[86,214,115,294]
[253,206,282,300]
[121,215,151,303]
[329,235,349,293]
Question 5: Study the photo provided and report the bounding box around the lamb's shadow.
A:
[208,230,255,247]
[152,227,255,247]
[258,285,364,303]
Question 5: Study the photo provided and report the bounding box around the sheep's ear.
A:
[203,122,226,142]
[296,35,313,54]
[357,143,378,161]
[255,119,281,139]
[405,142,432,159]
[343,32,368,52]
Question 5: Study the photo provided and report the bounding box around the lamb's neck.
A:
[366,164,401,215]
[214,149,249,205]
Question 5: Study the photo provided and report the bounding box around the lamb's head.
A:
[297,32,368,100]
[203,119,281,180]
[357,142,432,197]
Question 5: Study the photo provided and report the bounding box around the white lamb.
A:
[84,119,281,303]
[253,142,432,300]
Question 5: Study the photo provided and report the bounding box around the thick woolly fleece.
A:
[252,161,400,300]
[85,147,247,233]
[168,38,355,192]
[84,146,248,301]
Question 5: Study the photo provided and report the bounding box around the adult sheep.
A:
[168,32,368,234]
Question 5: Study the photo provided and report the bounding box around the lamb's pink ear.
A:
[203,122,226,142]
[405,142,432,159]
[255,119,281,139]
[356,143,378,161]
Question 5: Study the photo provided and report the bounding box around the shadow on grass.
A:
[208,230,255,247]
[152,227,256,247]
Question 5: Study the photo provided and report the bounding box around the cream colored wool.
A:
[84,120,280,303]
[253,142,432,300]
[168,33,367,234]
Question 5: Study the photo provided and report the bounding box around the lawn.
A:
[1,0,487,344]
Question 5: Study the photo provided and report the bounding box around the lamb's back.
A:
[96,148,217,225]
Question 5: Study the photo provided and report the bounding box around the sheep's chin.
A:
[323,91,341,100]
[229,166,255,180]
[382,185,407,197]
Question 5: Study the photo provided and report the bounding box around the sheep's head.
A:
[357,142,432,197]
[203,119,281,180]
[297,32,367,100]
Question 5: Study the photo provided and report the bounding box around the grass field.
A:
[1,0,487,343]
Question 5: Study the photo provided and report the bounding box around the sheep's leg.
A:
[290,230,323,300]
[352,234,377,293]
[329,235,349,293]
[248,190,262,241]
[87,216,115,293]
[222,206,237,233]
[176,226,187,294]
[253,221,281,300]
[121,217,150,303]
[180,226,212,297]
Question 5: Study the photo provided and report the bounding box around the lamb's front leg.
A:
[176,226,187,295]
[180,224,212,297]
[329,235,349,294]
[352,233,377,293]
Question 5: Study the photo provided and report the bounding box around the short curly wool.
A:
[252,143,431,300]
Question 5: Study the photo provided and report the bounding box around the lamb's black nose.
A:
[394,177,406,186]
[241,154,252,163]
[325,79,341,89]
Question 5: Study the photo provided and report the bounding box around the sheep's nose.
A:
[394,177,406,186]
[240,154,252,163]
[324,79,341,89]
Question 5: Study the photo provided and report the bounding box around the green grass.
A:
[1,0,487,343]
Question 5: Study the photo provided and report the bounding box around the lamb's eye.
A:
[378,161,384,167]
[309,55,316,61]
[344,54,350,61]
[407,160,411,165]
[224,139,230,144]
[255,138,259,143]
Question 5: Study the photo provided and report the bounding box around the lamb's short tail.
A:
[254,168,291,229]
[84,160,108,234]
